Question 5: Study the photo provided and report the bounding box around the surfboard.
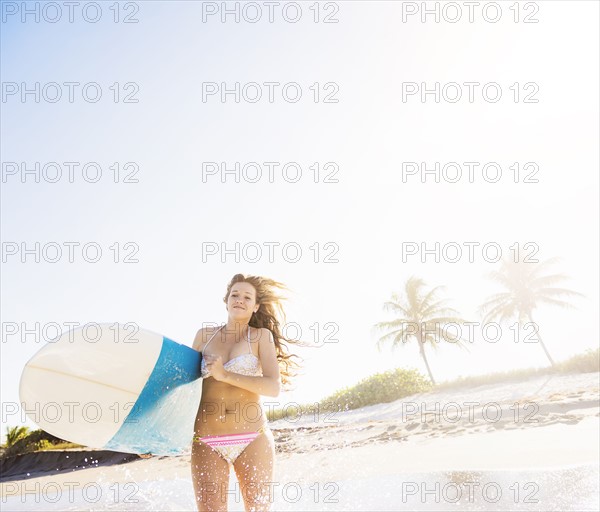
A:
[18,323,203,456]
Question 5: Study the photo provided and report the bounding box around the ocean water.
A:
[2,464,598,511]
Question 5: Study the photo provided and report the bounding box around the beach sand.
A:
[2,371,598,511]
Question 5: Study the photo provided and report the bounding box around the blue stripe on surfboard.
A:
[104,336,202,455]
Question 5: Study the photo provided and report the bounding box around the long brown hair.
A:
[223,273,303,390]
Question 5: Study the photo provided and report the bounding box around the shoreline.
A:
[2,413,598,484]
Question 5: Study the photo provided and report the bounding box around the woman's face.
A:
[227,282,258,319]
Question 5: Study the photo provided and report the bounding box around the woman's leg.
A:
[191,435,232,511]
[232,426,276,512]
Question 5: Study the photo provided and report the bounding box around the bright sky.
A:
[1,1,598,444]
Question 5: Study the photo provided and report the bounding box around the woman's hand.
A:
[204,354,228,381]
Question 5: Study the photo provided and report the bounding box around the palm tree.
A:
[373,276,470,385]
[5,426,30,448]
[479,256,583,366]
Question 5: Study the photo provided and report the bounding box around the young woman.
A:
[190,273,300,511]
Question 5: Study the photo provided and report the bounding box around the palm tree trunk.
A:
[529,314,555,367]
[417,331,436,385]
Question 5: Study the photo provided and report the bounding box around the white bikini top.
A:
[200,325,262,378]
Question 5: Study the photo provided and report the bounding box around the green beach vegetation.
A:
[1,427,82,458]
[267,347,598,422]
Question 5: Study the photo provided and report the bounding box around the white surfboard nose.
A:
[19,324,167,450]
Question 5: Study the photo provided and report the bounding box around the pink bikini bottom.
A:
[194,423,270,465]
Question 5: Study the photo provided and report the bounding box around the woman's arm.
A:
[217,328,281,397]
[191,328,204,352]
